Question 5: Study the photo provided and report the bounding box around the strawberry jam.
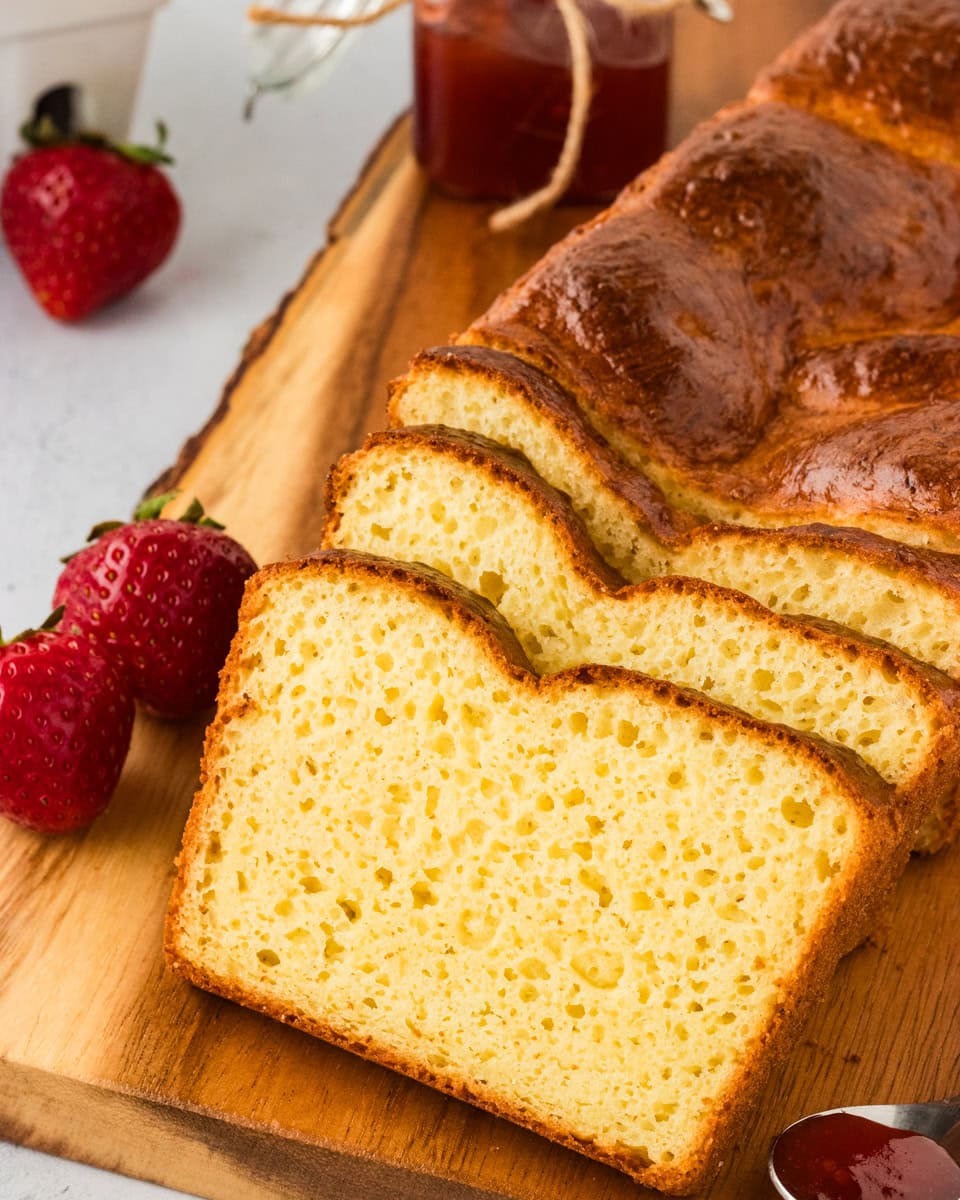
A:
[413,0,672,202]
[772,1112,960,1200]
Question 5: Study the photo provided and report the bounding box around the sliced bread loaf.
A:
[388,345,960,680]
[324,427,960,854]
[167,550,904,1194]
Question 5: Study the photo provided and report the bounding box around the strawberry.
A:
[0,611,135,833]
[55,494,257,720]
[0,118,181,322]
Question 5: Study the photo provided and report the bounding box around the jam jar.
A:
[414,0,674,202]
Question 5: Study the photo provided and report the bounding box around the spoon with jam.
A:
[769,1100,960,1200]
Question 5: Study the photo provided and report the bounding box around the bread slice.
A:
[167,550,905,1194]
[388,345,960,681]
[388,345,684,581]
[324,427,960,854]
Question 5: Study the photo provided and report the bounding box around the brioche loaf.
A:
[324,426,960,854]
[390,346,960,682]
[440,0,960,552]
[463,96,960,549]
[167,551,905,1194]
[170,4,960,1192]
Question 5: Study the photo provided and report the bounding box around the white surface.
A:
[0,1143,194,1199]
[0,0,410,1195]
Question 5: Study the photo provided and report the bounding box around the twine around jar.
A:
[247,0,731,230]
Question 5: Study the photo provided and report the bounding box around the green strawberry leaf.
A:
[20,116,175,167]
[178,497,205,524]
[40,605,65,631]
[86,520,126,542]
[133,490,181,522]
[134,491,225,528]
[61,491,228,564]
[117,122,175,167]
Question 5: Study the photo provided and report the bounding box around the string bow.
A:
[248,0,733,229]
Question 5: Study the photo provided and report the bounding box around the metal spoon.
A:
[769,1098,960,1199]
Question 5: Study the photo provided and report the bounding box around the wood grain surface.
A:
[8,4,959,1199]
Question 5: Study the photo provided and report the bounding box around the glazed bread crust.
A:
[752,0,960,166]
[391,344,681,578]
[167,551,903,1195]
[456,3,960,549]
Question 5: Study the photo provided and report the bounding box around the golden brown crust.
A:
[685,521,960,606]
[166,550,906,1194]
[627,102,960,336]
[463,66,960,544]
[467,201,779,471]
[389,343,960,623]
[387,344,695,546]
[325,425,629,594]
[752,0,960,165]
[688,340,960,538]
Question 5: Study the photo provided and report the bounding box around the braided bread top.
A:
[467,0,960,550]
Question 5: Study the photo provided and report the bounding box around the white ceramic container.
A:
[0,0,166,165]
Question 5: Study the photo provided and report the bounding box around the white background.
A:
[0,0,409,1195]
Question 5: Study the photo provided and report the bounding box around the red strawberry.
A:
[0,612,135,833]
[55,494,257,719]
[1,119,180,322]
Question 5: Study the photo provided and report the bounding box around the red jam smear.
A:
[414,3,671,202]
[773,1112,960,1200]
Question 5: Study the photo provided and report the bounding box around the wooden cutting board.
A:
[4,5,959,1198]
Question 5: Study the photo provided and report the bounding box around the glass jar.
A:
[414,0,674,203]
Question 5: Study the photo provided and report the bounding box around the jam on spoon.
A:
[772,1111,960,1200]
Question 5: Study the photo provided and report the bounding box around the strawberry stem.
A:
[20,114,68,148]
[19,116,175,167]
